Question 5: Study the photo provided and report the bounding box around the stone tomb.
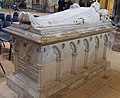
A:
[3,22,115,98]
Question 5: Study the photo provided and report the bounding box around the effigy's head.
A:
[19,11,31,25]
[19,11,26,22]
[70,3,80,9]
[91,2,100,12]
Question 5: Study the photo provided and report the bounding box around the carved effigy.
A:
[3,2,116,98]
[19,2,110,29]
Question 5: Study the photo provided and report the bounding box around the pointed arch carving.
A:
[14,40,22,52]
[94,36,100,64]
[52,45,62,59]
[70,42,77,74]
[70,42,77,53]
[52,45,62,82]
[83,38,90,50]
[13,40,22,74]
[95,36,100,47]
[102,34,108,60]
[83,38,90,69]
[25,44,35,57]
[104,34,108,44]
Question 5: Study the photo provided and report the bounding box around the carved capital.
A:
[95,45,100,48]
[72,53,78,56]
[85,49,89,52]
[37,64,44,68]
[56,58,63,61]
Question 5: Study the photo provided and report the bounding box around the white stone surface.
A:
[19,2,110,29]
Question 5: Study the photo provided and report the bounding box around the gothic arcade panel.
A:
[18,41,39,82]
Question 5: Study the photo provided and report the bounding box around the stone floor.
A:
[63,69,120,98]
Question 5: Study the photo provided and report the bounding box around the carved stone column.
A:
[94,36,100,64]
[13,51,19,74]
[83,39,89,69]
[70,42,77,74]
[102,35,108,60]
[56,58,62,82]
[94,46,99,64]
[71,53,77,74]
[53,46,62,82]
[13,40,21,74]
[37,64,44,94]
[84,49,89,69]
[102,43,108,60]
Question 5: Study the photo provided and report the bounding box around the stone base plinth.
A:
[6,73,39,98]
[47,60,110,98]
[7,60,110,98]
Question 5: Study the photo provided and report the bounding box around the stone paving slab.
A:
[0,82,18,98]
[78,77,108,96]
[107,74,120,92]
[63,69,120,98]
[99,69,120,81]
[63,90,88,98]
[90,86,120,98]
